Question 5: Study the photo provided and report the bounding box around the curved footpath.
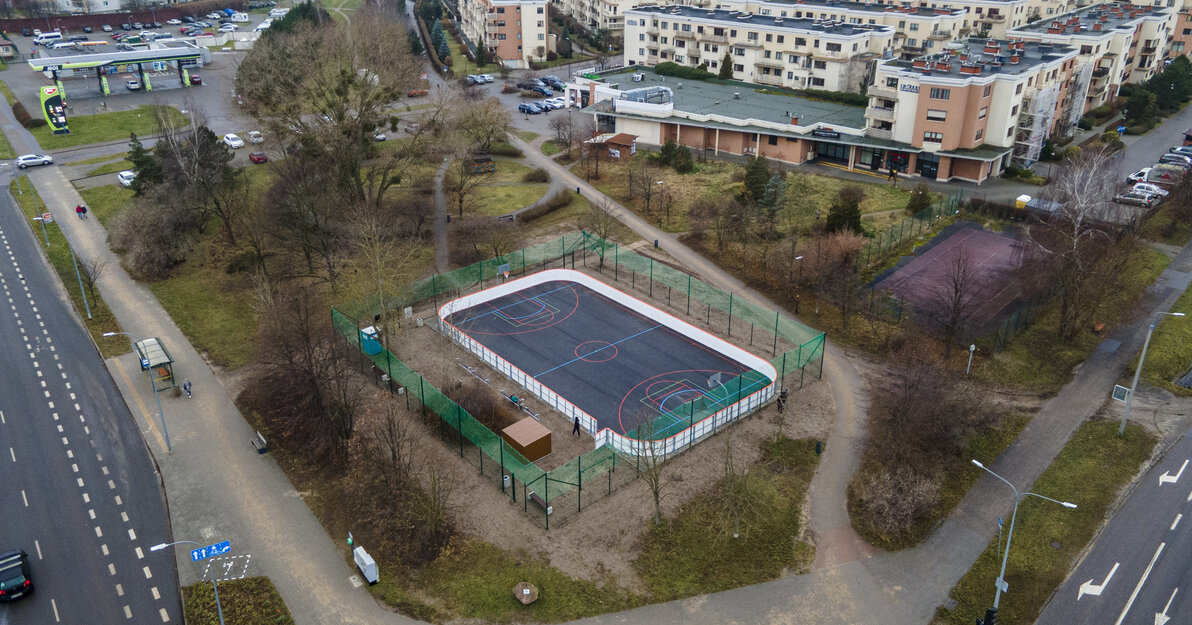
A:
[2,86,1189,623]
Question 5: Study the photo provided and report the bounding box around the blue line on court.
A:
[456,283,577,324]
[535,324,662,377]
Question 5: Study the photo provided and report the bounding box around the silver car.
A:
[16,154,53,169]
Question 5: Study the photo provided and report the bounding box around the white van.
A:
[253,18,272,32]
[230,11,248,22]
[50,41,75,49]
[34,32,63,46]
[268,7,289,18]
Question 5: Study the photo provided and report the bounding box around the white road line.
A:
[51,598,60,622]
[88,509,96,520]
[101,544,109,556]
[151,587,160,600]
[1172,514,1182,530]
[1,409,5,423]
[35,540,42,560]
[143,566,153,579]
[82,493,90,503]
[95,526,103,538]
[9,447,14,462]
[159,608,170,622]
[108,563,117,575]
[115,583,124,596]
[124,605,132,619]
[136,547,144,559]
[121,511,128,523]
[128,528,136,540]
[21,490,27,506]
[1115,542,1166,625]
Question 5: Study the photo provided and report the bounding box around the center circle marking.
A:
[575,340,617,363]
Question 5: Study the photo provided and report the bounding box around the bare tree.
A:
[549,114,575,155]
[716,424,766,539]
[815,233,867,333]
[580,198,618,268]
[632,411,668,526]
[78,256,108,304]
[372,402,421,488]
[925,248,983,356]
[345,205,422,347]
[446,153,495,218]
[455,97,511,152]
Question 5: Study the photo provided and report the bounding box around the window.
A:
[898,20,906,28]
[733,63,743,71]
[886,76,898,87]
[795,37,806,46]
[810,77,825,86]
[926,109,947,121]
[929,87,950,100]
[734,47,745,56]
[768,135,778,145]
[498,33,506,39]
[710,61,718,68]
[536,6,543,13]
[748,32,758,41]
[907,38,917,47]
[826,42,841,52]
[764,50,771,58]
[789,53,799,62]
[538,33,544,39]
[682,23,691,31]
[496,6,504,12]
[978,106,988,119]
[660,37,667,44]
[777,35,784,43]
[982,85,991,97]
[1015,83,1022,94]
[1006,127,1013,137]
[813,60,827,69]
[974,129,983,141]
[660,21,667,28]
[638,47,644,54]
[787,71,794,78]
[675,55,684,62]
[730,29,736,37]
[765,33,772,42]
[923,131,943,143]
[537,20,543,27]
[639,33,645,41]
[1011,105,1019,115]
[909,22,919,31]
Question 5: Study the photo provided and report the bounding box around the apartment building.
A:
[459,0,552,68]
[1169,4,1192,58]
[624,5,896,91]
[1008,2,1172,109]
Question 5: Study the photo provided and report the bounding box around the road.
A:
[0,190,179,623]
[1037,426,1192,625]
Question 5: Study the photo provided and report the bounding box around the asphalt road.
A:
[0,189,179,623]
[1037,427,1192,625]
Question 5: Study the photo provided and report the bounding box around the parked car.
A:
[464,74,481,85]
[518,102,543,115]
[206,12,222,19]
[223,133,245,148]
[132,21,143,29]
[68,34,87,41]
[1114,191,1159,208]
[152,21,162,28]
[407,89,428,97]
[248,151,268,164]
[1127,167,1152,184]
[1132,182,1170,197]
[20,28,32,36]
[532,85,552,97]
[218,24,237,32]
[1158,154,1192,170]
[183,15,196,22]
[547,97,566,109]
[479,74,494,83]
[117,170,136,188]
[120,23,131,30]
[1169,146,1192,158]
[248,130,264,143]
[82,26,93,33]
[15,154,53,169]
[515,80,542,90]
[125,78,140,90]
[102,24,112,31]
[166,18,182,25]
[0,550,33,602]
[189,74,202,85]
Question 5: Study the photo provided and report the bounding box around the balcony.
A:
[1141,44,1157,54]
[1092,66,1109,78]
[867,83,898,99]
[1087,84,1107,97]
[928,30,951,40]
[754,58,785,69]
[698,32,728,43]
[866,127,894,140]
[901,44,926,54]
[976,13,1006,22]
[755,74,785,86]
[865,106,896,121]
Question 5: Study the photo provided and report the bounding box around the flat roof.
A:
[627,5,891,37]
[1010,2,1168,35]
[598,68,866,129]
[755,0,964,18]
[28,44,203,70]
[883,37,1077,78]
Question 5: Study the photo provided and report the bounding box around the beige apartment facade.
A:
[624,5,895,92]
[460,0,551,68]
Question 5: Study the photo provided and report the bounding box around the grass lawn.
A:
[540,140,563,156]
[934,420,1155,625]
[514,130,538,143]
[183,576,294,625]
[0,80,16,105]
[487,161,535,184]
[419,539,640,623]
[77,185,134,227]
[1138,201,1192,247]
[979,245,1171,390]
[441,25,499,76]
[9,177,128,359]
[635,437,819,600]
[67,153,129,167]
[31,106,186,150]
[470,183,549,216]
[1140,284,1192,395]
[590,158,912,234]
[86,159,133,178]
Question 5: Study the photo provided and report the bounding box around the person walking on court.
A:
[182,379,192,398]
[572,416,581,436]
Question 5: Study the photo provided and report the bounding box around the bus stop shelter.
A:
[134,337,177,391]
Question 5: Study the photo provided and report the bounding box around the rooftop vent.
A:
[733,92,741,98]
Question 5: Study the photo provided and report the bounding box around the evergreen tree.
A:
[761,172,784,208]
[826,186,864,234]
[408,29,424,56]
[743,154,770,203]
[475,45,489,66]
[419,0,441,23]
[1126,88,1159,128]
[671,145,694,173]
[718,52,733,79]
[905,182,933,214]
[658,139,679,167]
[126,132,162,195]
[431,20,444,45]
[437,38,450,60]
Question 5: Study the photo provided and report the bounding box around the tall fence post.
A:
[772,311,780,356]
[456,404,464,457]
[419,376,426,417]
[615,243,619,281]
[577,455,583,512]
[727,293,734,336]
[686,274,692,316]
[649,258,654,298]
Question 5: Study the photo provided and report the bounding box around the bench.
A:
[527,491,552,515]
[250,431,268,454]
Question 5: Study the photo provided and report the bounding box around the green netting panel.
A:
[627,368,773,441]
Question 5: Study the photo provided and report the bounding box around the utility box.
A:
[353,547,378,585]
[1015,194,1031,210]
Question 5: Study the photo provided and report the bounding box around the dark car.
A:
[518,102,543,115]
[0,550,33,602]
[515,79,540,90]
[21,28,32,36]
[249,151,268,164]
[68,34,88,41]
[532,85,552,96]
[82,25,93,33]
[151,21,162,28]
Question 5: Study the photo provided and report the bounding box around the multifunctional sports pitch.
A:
[443,275,766,437]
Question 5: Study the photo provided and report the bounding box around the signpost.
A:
[190,540,231,562]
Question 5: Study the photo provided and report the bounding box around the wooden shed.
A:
[501,417,551,462]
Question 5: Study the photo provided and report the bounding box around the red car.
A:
[248,151,268,164]
[407,89,428,98]
[189,74,201,85]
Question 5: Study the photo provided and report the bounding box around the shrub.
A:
[905,182,933,214]
[518,189,573,222]
[443,379,519,432]
[546,51,557,61]
[1126,124,1151,135]
[1077,118,1094,130]
[654,61,716,81]
[501,83,517,93]
[487,140,523,157]
[12,101,44,128]
[522,167,549,182]
[1101,130,1120,144]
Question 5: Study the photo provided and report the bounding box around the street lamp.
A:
[103,331,171,452]
[967,343,977,376]
[1119,311,1185,436]
[794,255,804,313]
[150,541,226,625]
[971,459,1077,625]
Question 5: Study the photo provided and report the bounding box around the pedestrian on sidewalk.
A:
[887,168,898,187]
[76,204,88,219]
[572,416,581,436]
[182,379,192,398]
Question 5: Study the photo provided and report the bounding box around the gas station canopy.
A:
[27,45,206,72]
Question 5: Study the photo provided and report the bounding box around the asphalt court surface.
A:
[444,279,757,436]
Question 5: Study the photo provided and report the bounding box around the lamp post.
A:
[967,343,976,376]
[971,459,1077,625]
[150,541,226,625]
[103,331,171,452]
[794,255,804,313]
[1119,311,1185,436]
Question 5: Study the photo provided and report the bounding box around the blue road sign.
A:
[190,540,231,562]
